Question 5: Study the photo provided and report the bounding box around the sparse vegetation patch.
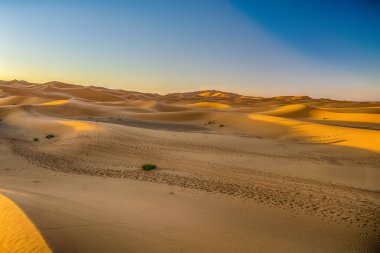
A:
[46,134,55,139]
[142,164,157,171]
[33,137,39,142]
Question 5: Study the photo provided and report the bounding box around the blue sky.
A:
[1,0,379,100]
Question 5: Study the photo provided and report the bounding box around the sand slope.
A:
[0,194,52,253]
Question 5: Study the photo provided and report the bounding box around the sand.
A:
[0,193,52,253]
[0,80,379,252]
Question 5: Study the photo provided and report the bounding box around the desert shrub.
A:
[207,120,215,125]
[142,164,157,171]
[46,134,55,139]
[33,137,39,142]
[219,124,224,127]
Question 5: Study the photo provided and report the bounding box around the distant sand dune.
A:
[261,103,315,117]
[1,80,379,153]
[190,101,231,109]
[41,99,70,106]
[0,96,49,106]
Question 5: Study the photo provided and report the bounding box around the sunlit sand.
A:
[190,101,231,109]
[57,120,99,132]
[41,100,70,106]
[248,114,380,153]
[0,194,52,253]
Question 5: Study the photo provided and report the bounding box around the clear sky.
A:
[1,0,379,100]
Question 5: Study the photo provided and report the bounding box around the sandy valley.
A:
[0,79,379,252]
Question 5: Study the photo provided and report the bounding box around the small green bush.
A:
[33,137,39,142]
[142,164,157,171]
[46,134,55,139]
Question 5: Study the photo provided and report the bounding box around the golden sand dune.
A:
[261,103,314,117]
[1,80,379,152]
[190,101,231,109]
[323,106,380,114]
[57,120,100,132]
[0,194,51,253]
[0,96,50,106]
[40,99,70,106]
[0,79,379,252]
[198,91,229,98]
[249,114,380,153]
[261,103,380,124]
[310,111,380,124]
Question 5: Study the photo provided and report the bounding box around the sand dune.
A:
[261,103,380,124]
[323,106,380,114]
[0,79,379,252]
[41,99,70,106]
[190,101,231,109]
[249,114,380,153]
[0,194,52,253]
[0,96,50,106]
[261,103,315,117]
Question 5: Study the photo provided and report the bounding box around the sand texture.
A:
[0,80,379,252]
[0,194,52,253]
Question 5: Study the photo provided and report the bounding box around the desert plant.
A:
[33,137,39,142]
[207,120,215,125]
[142,164,157,171]
[219,124,224,127]
[46,134,55,139]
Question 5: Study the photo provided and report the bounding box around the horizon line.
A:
[1,79,378,103]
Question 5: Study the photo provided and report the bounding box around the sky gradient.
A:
[1,0,379,100]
